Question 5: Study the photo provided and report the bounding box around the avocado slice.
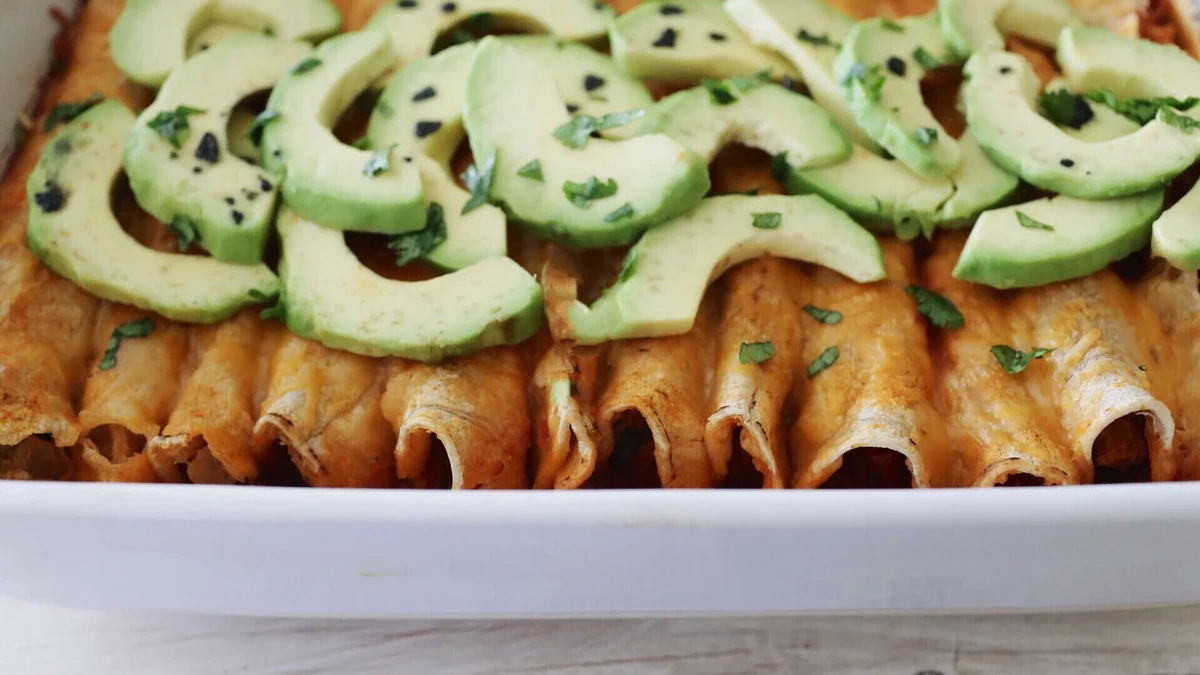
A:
[123,35,310,265]
[938,0,1081,59]
[833,13,962,178]
[788,133,1016,239]
[953,190,1164,289]
[263,29,425,236]
[277,208,544,361]
[1152,183,1200,271]
[1059,26,1200,101]
[366,38,654,268]
[111,0,342,88]
[964,50,1200,199]
[366,0,613,66]
[724,0,878,151]
[463,38,710,249]
[610,0,798,81]
[26,102,278,323]
[565,195,885,344]
[637,79,850,168]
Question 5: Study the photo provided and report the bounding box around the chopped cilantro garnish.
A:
[991,345,1054,375]
[604,202,634,222]
[907,284,964,331]
[803,304,842,325]
[912,46,941,71]
[880,19,904,32]
[289,57,322,75]
[1016,211,1055,231]
[43,94,102,131]
[362,144,396,177]
[248,109,281,145]
[147,105,206,149]
[752,212,782,229]
[739,341,776,365]
[913,127,938,146]
[517,158,543,181]
[98,318,155,371]
[797,29,837,47]
[1158,107,1200,132]
[1039,89,1094,129]
[562,175,617,208]
[807,346,839,378]
[701,70,772,105]
[389,202,448,266]
[461,150,496,214]
[842,63,886,102]
[168,214,198,251]
[701,79,738,105]
[552,109,645,149]
[1086,88,1199,125]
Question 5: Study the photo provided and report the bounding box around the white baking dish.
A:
[6,1,1200,618]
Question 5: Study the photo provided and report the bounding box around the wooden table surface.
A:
[6,597,1200,673]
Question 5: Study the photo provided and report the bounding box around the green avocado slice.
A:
[111,0,342,88]
[964,50,1200,199]
[565,195,885,344]
[723,0,877,151]
[788,133,1016,239]
[833,13,962,178]
[953,190,1164,289]
[938,0,1081,59]
[26,101,279,323]
[463,37,710,249]
[636,79,850,168]
[366,38,655,268]
[263,29,425,235]
[123,35,311,265]
[277,208,544,361]
[1152,182,1200,271]
[610,0,798,81]
[367,0,613,67]
[1059,26,1200,102]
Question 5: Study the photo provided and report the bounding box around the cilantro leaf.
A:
[880,19,904,32]
[1158,106,1200,132]
[797,29,837,48]
[461,150,496,214]
[739,341,776,365]
[912,46,941,71]
[98,318,156,371]
[701,79,737,105]
[147,105,206,149]
[517,158,543,181]
[389,202,448,266]
[842,63,886,102]
[552,109,645,149]
[807,346,839,378]
[1016,211,1055,231]
[1039,89,1094,129]
[562,175,618,208]
[1086,88,1199,125]
[289,57,322,75]
[913,126,938,146]
[44,94,102,131]
[604,202,634,223]
[362,144,396,177]
[752,212,782,229]
[168,214,198,251]
[803,304,842,325]
[991,345,1054,375]
[248,109,281,145]
[907,284,964,331]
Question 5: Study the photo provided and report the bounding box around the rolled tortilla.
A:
[791,239,951,488]
[146,312,281,484]
[381,346,530,489]
[73,303,190,483]
[703,258,801,488]
[926,233,1078,486]
[253,332,396,488]
[1010,269,1176,482]
[1135,263,1200,480]
[594,296,719,488]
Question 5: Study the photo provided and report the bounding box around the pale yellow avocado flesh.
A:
[26,102,279,324]
[566,195,885,344]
